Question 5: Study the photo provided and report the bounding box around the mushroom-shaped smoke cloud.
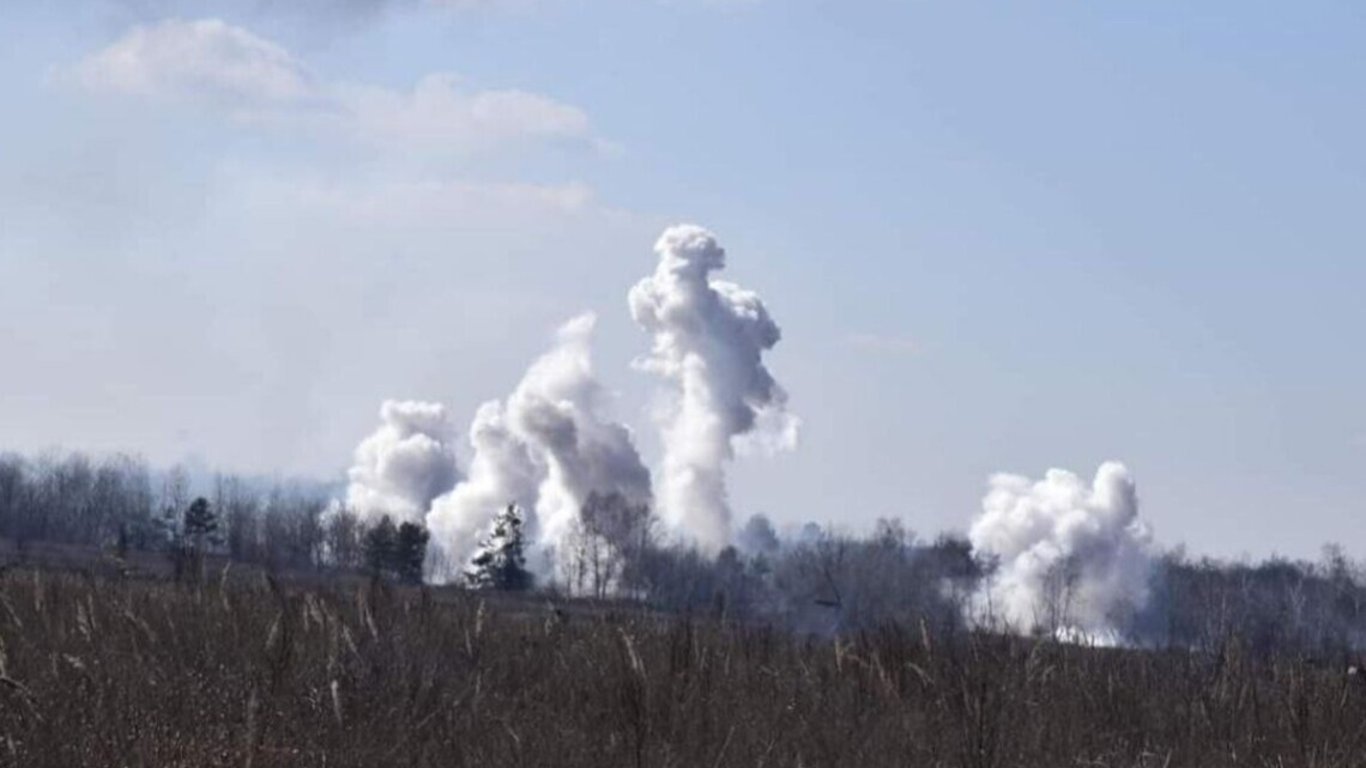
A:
[629,225,798,554]
[425,313,651,576]
[968,461,1154,643]
[341,400,460,526]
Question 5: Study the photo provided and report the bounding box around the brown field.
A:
[1,568,1364,768]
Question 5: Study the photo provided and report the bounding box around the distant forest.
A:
[1,448,1364,657]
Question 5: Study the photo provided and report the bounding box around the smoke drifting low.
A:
[424,313,652,573]
[967,462,1154,642]
[340,400,460,526]
[629,225,799,554]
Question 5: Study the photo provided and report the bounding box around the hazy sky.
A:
[2,0,1362,561]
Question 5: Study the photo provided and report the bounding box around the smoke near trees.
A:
[628,225,799,554]
[340,400,459,528]
[7,445,1366,657]
[968,462,1154,642]
[332,224,800,581]
[311,225,1170,647]
[10,226,1366,658]
[423,312,652,579]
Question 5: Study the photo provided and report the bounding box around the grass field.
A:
[1,567,1365,767]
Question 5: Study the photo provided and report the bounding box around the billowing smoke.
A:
[629,225,798,554]
[425,313,652,575]
[424,401,541,570]
[341,226,794,573]
[340,400,459,526]
[967,461,1154,643]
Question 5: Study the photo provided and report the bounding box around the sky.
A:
[1,0,1363,561]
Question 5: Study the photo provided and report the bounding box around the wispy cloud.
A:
[72,18,316,107]
[69,18,601,158]
[104,0,524,25]
[103,0,748,27]
[845,333,918,356]
[336,74,596,154]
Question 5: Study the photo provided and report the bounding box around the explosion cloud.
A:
[424,401,541,572]
[425,313,651,574]
[342,226,795,574]
[968,461,1154,643]
[629,225,798,554]
[340,400,460,526]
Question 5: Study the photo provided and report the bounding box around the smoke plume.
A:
[340,400,460,526]
[968,461,1153,643]
[425,313,651,574]
[629,224,798,554]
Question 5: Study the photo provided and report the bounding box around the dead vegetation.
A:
[1,568,1365,767]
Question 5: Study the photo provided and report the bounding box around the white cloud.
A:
[71,18,600,156]
[73,19,315,110]
[337,74,594,153]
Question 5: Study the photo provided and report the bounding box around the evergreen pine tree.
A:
[466,504,532,591]
[393,522,430,585]
[363,516,398,578]
[170,496,219,583]
[183,497,218,550]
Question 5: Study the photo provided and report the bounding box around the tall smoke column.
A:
[426,313,651,574]
[341,400,460,526]
[968,461,1154,642]
[629,225,798,554]
[506,313,653,549]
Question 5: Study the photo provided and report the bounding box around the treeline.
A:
[4,450,1366,657]
[547,491,1366,655]
[0,451,334,572]
[0,451,438,587]
[1138,546,1366,657]
[473,492,980,637]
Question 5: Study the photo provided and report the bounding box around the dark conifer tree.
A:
[466,504,532,592]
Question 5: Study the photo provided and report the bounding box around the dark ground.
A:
[2,561,1366,767]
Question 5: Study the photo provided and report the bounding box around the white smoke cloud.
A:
[341,400,460,526]
[425,400,541,569]
[425,313,651,575]
[968,461,1154,643]
[628,224,798,554]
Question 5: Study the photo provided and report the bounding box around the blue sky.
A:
[1,0,1363,560]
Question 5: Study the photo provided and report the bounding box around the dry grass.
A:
[1,568,1365,767]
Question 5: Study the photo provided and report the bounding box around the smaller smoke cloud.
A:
[968,462,1153,642]
[629,224,798,554]
[341,400,460,526]
[425,313,651,575]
